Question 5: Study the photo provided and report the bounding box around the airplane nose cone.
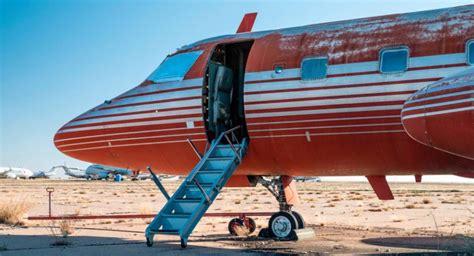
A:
[401,68,474,160]
[53,103,112,164]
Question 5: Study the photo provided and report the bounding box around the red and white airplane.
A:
[55,5,473,244]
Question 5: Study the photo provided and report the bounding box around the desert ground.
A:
[0,179,473,255]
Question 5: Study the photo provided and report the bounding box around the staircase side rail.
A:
[186,126,241,183]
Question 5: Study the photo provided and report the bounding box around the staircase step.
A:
[149,229,179,235]
[199,169,223,173]
[203,157,233,169]
[174,198,201,203]
[211,147,240,157]
[216,144,241,149]
[194,172,223,184]
[207,157,233,161]
[185,182,214,187]
[146,137,248,245]
[162,213,191,218]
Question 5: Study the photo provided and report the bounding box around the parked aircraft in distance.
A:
[0,167,34,179]
[55,5,474,248]
[294,176,321,182]
[59,165,134,180]
[30,168,57,179]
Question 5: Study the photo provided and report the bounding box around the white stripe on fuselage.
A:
[402,98,474,112]
[60,53,469,133]
[244,53,466,82]
[66,108,202,127]
[246,94,411,111]
[402,106,474,120]
[406,90,474,105]
[58,117,203,134]
[244,66,466,94]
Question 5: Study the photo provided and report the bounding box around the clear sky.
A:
[1,0,473,176]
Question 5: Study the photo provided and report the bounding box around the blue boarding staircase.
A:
[145,126,248,248]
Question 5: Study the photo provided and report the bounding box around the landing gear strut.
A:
[256,176,308,240]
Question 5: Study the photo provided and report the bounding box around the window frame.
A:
[467,39,474,65]
[379,46,410,74]
[300,56,329,81]
[147,50,203,83]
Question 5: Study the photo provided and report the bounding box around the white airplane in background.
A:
[57,165,88,179]
[58,165,134,180]
[294,176,321,183]
[30,168,58,179]
[0,167,34,179]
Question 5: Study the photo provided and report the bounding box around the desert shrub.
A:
[0,200,32,225]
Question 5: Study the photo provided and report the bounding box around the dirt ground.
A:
[0,179,473,255]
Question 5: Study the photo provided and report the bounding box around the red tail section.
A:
[236,13,257,33]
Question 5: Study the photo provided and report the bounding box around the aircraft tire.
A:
[268,211,298,240]
[291,211,305,229]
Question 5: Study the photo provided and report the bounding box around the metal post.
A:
[147,167,170,200]
[46,187,55,217]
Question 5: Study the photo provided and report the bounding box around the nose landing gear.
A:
[256,176,313,240]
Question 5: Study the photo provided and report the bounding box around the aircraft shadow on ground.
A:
[0,233,266,256]
[361,235,474,252]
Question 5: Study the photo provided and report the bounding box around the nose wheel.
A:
[255,176,310,240]
[268,211,298,239]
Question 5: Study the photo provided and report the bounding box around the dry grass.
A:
[0,200,32,225]
[139,205,152,224]
[233,225,251,236]
[58,219,74,237]
[49,218,75,246]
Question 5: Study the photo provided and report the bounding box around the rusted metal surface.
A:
[53,5,474,179]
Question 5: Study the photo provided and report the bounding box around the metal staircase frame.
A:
[145,126,247,248]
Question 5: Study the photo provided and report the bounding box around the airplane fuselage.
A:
[0,167,34,179]
[54,6,474,178]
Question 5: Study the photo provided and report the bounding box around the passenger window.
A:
[301,57,328,80]
[379,47,409,73]
[468,40,474,65]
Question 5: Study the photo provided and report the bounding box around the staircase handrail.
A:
[186,126,242,183]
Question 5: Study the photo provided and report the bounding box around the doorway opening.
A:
[203,40,254,143]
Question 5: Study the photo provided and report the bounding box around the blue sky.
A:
[1,0,473,173]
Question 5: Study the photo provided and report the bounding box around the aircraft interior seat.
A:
[212,65,234,133]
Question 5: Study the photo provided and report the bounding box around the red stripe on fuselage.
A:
[244,77,440,95]
[115,85,201,100]
[98,96,201,111]
[246,90,415,105]
[246,100,403,114]
[74,105,201,122]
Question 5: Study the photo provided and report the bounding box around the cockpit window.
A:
[147,50,203,83]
